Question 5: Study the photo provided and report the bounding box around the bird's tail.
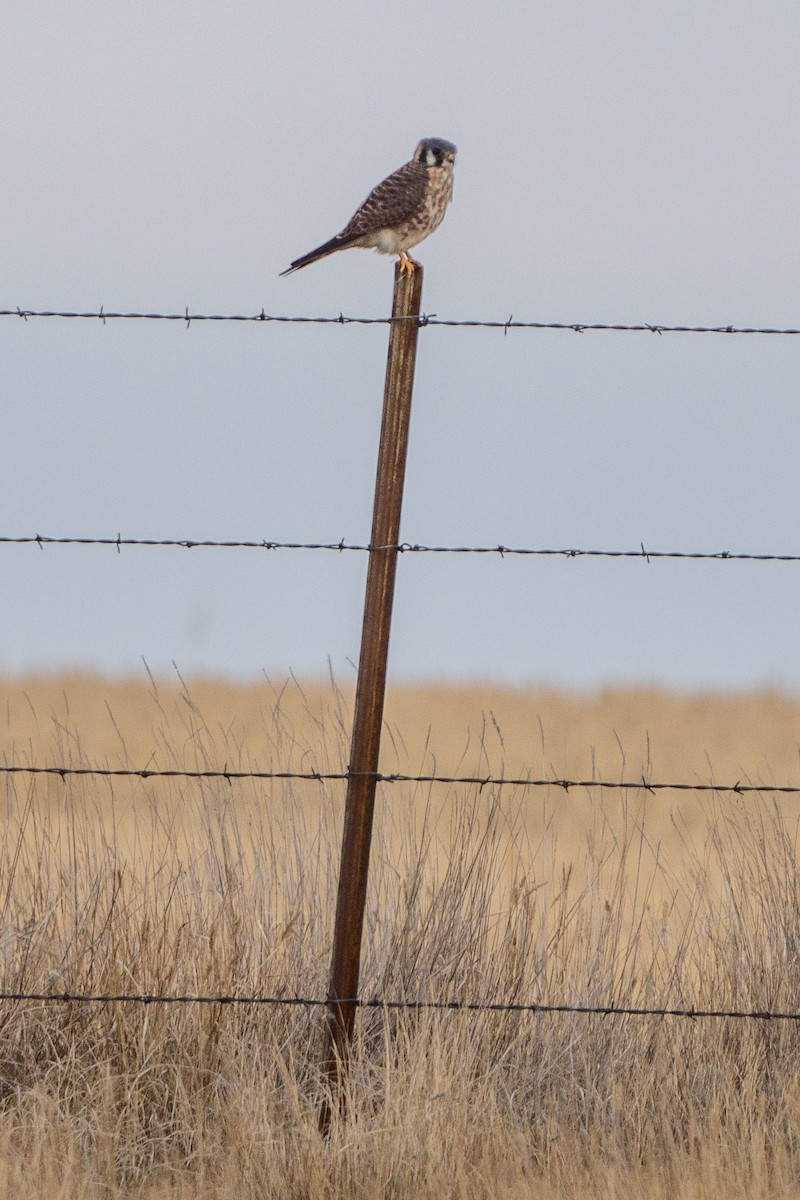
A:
[279,233,360,277]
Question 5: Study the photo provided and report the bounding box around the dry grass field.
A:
[2,672,800,1197]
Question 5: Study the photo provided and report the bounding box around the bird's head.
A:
[414,138,457,168]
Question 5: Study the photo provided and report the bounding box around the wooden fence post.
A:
[319,262,424,1134]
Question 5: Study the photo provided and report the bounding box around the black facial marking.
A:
[417,137,456,167]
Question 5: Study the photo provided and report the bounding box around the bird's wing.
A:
[339,160,428,239]
[279,159,429,276]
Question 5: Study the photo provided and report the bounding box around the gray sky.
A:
[3,3,800,688]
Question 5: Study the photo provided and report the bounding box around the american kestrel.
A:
[280,137,457,278]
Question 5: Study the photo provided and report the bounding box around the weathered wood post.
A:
[319,262,424,1134]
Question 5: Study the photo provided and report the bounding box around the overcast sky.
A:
[3,3,800,689]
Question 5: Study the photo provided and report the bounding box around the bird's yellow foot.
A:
[397,253,419,277]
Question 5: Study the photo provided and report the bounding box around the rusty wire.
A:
[0,988,797,1021]
[2,534,800,563]
[2,763,798,795]
[3,306,800,335]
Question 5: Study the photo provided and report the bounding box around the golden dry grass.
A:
[2,672,800,1197]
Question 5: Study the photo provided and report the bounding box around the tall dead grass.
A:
[1,673,800,1197]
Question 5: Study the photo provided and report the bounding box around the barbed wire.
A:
[2,534,800,564]
[3,307,800,336]
[2,763,798,795]
[0,988,797,1022]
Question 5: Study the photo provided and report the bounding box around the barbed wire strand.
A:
[0,989,797,1021]
[2,764,798,795]
[3,307,800,336]
[2,534,800,563]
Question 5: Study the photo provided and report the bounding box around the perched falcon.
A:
[280,138,457,277]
